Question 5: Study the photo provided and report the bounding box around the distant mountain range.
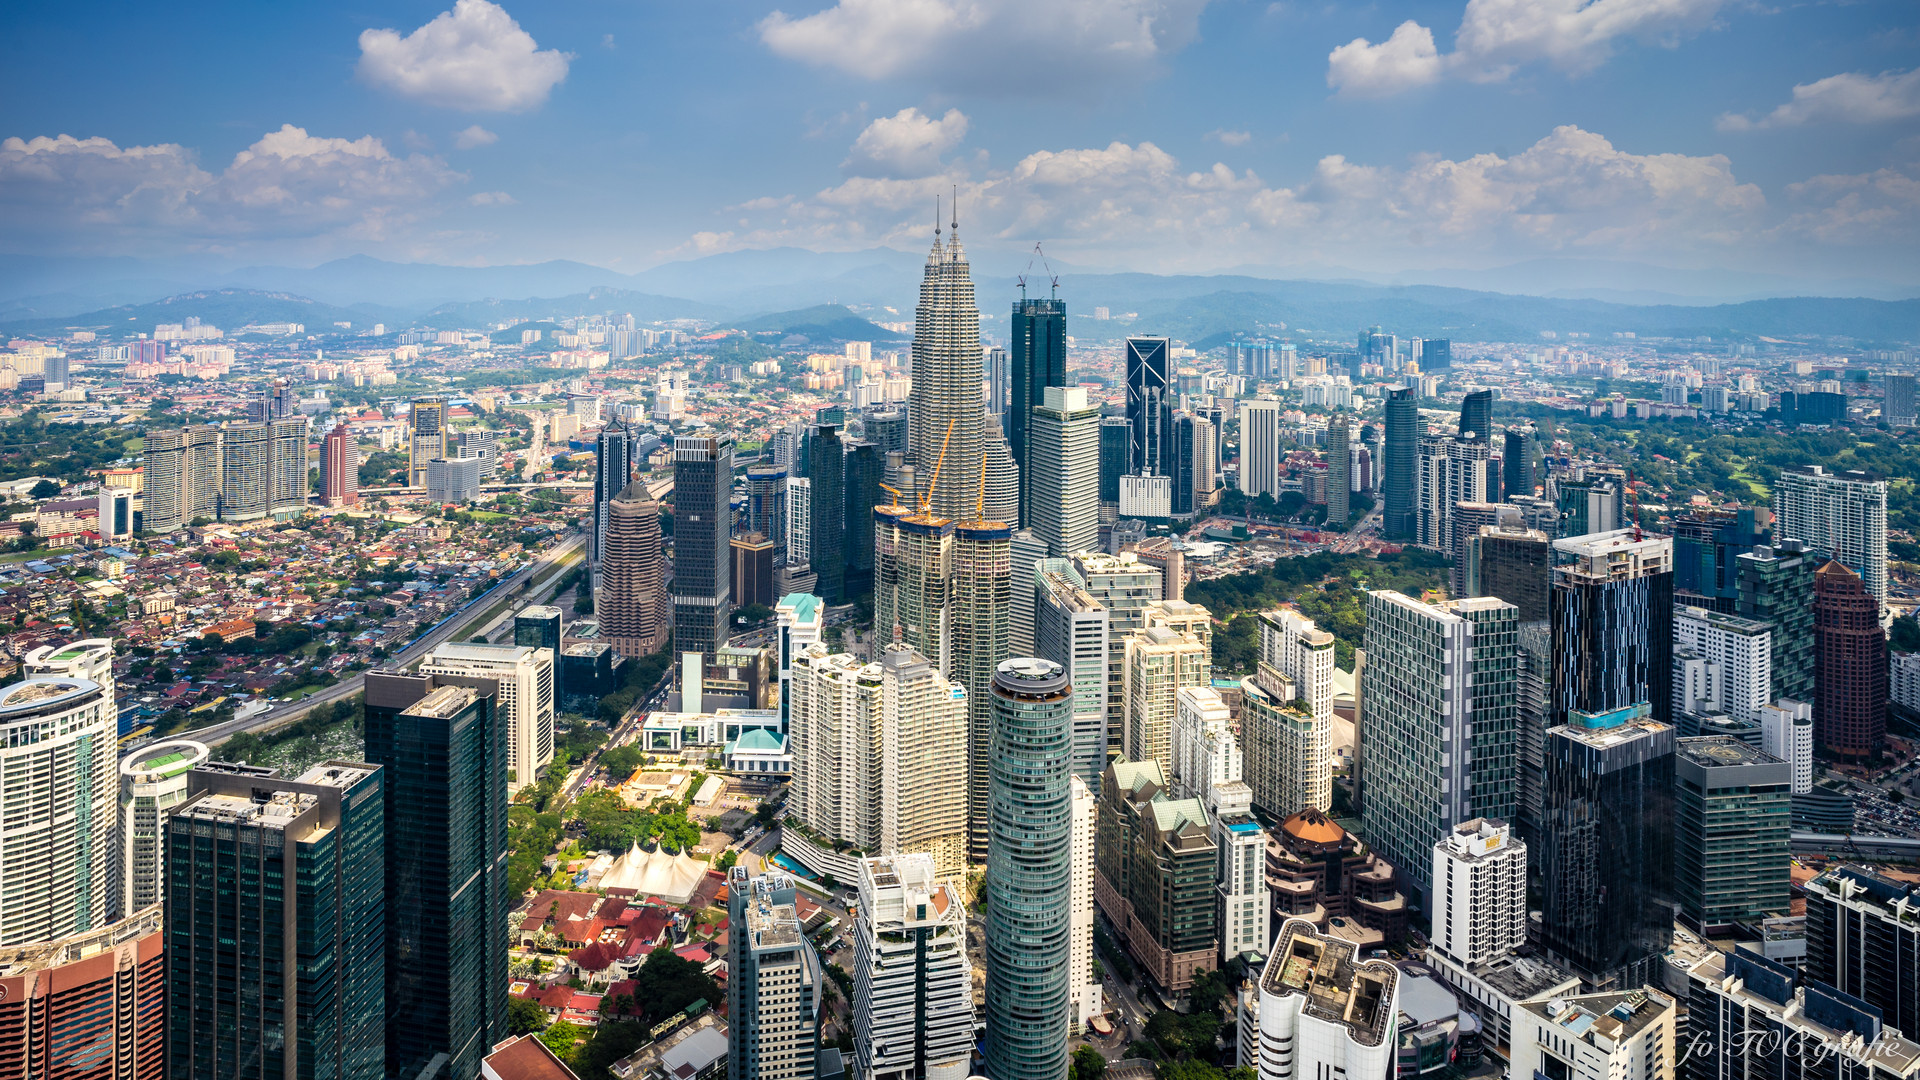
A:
[1,250,1915,345]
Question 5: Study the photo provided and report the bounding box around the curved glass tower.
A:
[984,658,1073,1080]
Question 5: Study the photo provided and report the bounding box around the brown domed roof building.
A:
[1267,808,1408,947]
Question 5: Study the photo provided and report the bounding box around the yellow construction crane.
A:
[974,443,988,521]
[920,419,955,515]
[879,481,906,508]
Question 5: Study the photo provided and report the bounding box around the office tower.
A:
[1759,699,1814,794]
[843,440,881,597]
[983,659,1074,1080]
[951,517,1011,861]
[1097,415,1130,515]
[1672,736,1790,934]
[775,592,824,730]
[1028,386,1101,556]
[1416,433,1492,556]
[1671,506,1772,612]
[420,642,556,793]
[1466,525,1552,622]
[674,434,734,662]
[1515,622,1552,842]
[1237,397,1280,499]
[1009,529,1047,657]
[987,345,1009,421]
[1382,386,1418,539]
[1814,560,1888,761]
[1775,465,1889,604]
[852,855,973,1080]
[863,409,907,459]
[732,532,777,609]
[1122,616,1211,775]
[1325,413,1350,525]
[878,648,970,877]
[0,907,165,1080]
[1009,296,1068,496]
[1240,610,1336,818]
[1359,593,1519,908]
[1804,865,1920,1041]
[1074,552,1166,761]
[1551,530,1676,726]
[1095,757,1217,993]
[1510,989,1674,1080]
[408,397,447,487]
[803,424,845,604]
[1502,426,1537,499]
[1671,606,1772,725]
[746,463,788,548]
[322,422,359,506]
[909,214,985,521]
[1537,701,1674,990]
[1447,501,1506,596]
[1736,539,1817,704]
[1253,920,1400,1080]
[97,485,133,539]
[1174,412,1215,517]
[726,869,822,1080]
[1068,774,1102,1029]
[119,738,210,918]
[453,428,498,479]
[1429,818,1526,967]
[1458,388,1493,443]
[1035,561,1111,787]
[362,672,509,1078]
[0,648,117,945]
[1686,949,1917,1080]
[599,480,670,658]
[1124,336,1173,478]
[425,453,482,503]
[166,762,385,1080]
[1887,374,1918,427]
[873,507,953,670]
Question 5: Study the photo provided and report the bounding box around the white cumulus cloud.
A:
[844,107,969,177]
[1329,0,1725,97]
[758,0,1210,95]
[1719,68,1920,132]
[454,125,499,149]
[1206,129,1253,146]
[358,0,570,112]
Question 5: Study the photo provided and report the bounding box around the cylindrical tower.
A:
[0,674,118,945]
[983,657,1073,1080]
[953,521,1011,863]
[119,739,211,918]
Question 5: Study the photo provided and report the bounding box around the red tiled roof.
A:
[482,1035,580,1080]
[568,941,618,972]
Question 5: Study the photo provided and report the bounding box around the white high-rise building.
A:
[775,592,824,732]
[1123,620,1211,776]
[1415,434,1493,556]
[1240,609,1335,818]
[1169,685,1268,966]
[1068,775,1104,1030]
[1673,606,1772,725]
[877,647,969,878]
[1759,699,1815,794]
[1008,528,1047,657]
[1260,608,1335,725]
[1429,818,1528,968]
[0,639,118,945]
[1239,397,1280,498]
[1895,653,1920,715]
[1255,920,1401,1080]
[727,869,822,1080]
[419,641,556,792]
[1509,989,1676,1080]
[119,739,210,917]
[1028,386,1101,556]
[1774,464,1889,604]
[786,476,812,566]
[1170,686,1239,803]
[852,854,975,1080]
[1035,562,1111,788]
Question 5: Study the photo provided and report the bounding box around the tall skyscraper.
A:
[515,604,563,656]
[1429,818,1527,968]
[119,738,210,918]
[599,480,670,658]
[1502,426,1537,499]
[1814,560,1888,761]
[1169,687,1268,966]
[1237,397,1280,500]
[592,420,637,571]
[775,592,824,731]
[1359,593,1518,908]
[983,659,1074,1080]
[1775,465,1889,604]
[322,422,359,506]
[673,434,734,662]
[804,424,846,604]
[843,439,882,598]
[1382,386,1418,540]
[1886,374,1918,427]
[1538,701,1674,990]
[1325,413,1350,526]
[1068,774,1103,1029]
[1124,337,1173,477]
[166,762,386,1080]
[1122,617,1211,777]
[1028,386,1101,557]
[1671,506,1771,612]
[1737,539,1818,704]
[1672,736,1790,934]
[419,642,556,793]
[951,519,1012,864]
[1672,606,1772,726]
[987,345,1009,421]
[141,420,308,531]
[1239,610,1336,819]
[362,672,509,1079]
[1551,530,1675,727]
[1253,920,1401,1079]
[1098,415,1130,517]
[0,640,118,945]
[726,869,822,1080]
[222,423,270,518]
[1095,756,1217,993]
[408,398,447,488]
[1035,561,1111,788]
[1010,295,1068,514]
[1173,412,1215,517]
[1416,433,1492,556]
[1465,524,1552,622]
[983,413,1021,526]
[863,409,908,458]
[852,854,974,1080]
[1074,552,1166,762]
[908,213,985,520]
[0,908,166,1080]
[872,506,953,671]
[1458,389,1493,442]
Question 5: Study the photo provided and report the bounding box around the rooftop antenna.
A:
[951,185,958,232]
[1017,242,1060,299]
[935,195,941,239]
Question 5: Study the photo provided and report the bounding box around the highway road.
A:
[1330,502,1385,553]
[180,532,586,748]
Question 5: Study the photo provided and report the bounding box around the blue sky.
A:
[2,0,1916,284]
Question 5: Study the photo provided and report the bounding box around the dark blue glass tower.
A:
[1010,297,1068,522]
[842,439,881,599]
[804,424,845,604]
[1124,337,1173,478]
[1382,387,1418,540]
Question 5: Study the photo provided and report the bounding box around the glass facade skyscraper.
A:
[842,438,880,600]
[363,672,510,1080]
[165,762,386,1080]
[1098,416,1130,509]
[1550,530,1675,727]
[1010,296,1068,523]
[984,658,1074,1080]
[1382,387,1418,540]
[1123,337,1173,477]
[673,434,736,659]
[803,424,846,605]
